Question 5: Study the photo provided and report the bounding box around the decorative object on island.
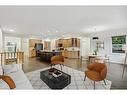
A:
[112,35,126,53]
[84,63,107,89]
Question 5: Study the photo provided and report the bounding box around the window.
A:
[112,35,126,53]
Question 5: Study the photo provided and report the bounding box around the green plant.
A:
[112,35,126,44]
[94,48,98,55]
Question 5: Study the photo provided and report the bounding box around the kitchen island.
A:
[39,50,62,62]
[62,50,80,59]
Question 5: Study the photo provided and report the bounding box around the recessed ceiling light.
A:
[9,29,14,32]
[62,35,65,37]
[82,25,108,33]
[48,30,50,33]
[45,38,51,41]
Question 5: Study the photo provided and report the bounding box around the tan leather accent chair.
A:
[0,75,16,89]
[51,55,64,70]
[84,63,107,89]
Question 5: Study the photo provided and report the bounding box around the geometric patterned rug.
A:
[26,65,112,90]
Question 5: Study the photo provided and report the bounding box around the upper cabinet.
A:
[56,38,80,47]
[77,39,80,47]
[29,39,42,47]
[29,39,42,57]
[44,41,51,50]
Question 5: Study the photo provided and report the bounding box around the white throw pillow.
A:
[0,64,3,75]
[3,63,22,74]
[0,79,10,89]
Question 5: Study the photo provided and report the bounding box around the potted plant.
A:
[94,48,98,55]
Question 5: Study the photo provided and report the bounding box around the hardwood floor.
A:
[22,57,127,89]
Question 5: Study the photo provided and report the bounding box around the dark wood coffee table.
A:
[40,68,71,89]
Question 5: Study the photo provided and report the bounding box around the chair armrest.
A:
[100,67,107,80]
[0,75,16,89]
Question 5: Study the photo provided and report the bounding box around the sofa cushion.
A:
[3,63,33,89]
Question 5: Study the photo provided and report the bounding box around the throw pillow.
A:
[3,63,22,74]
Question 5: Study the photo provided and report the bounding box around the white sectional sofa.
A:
[0,63,33,89]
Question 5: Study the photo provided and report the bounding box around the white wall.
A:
[90,28,127,64]
[80,37,90,58]
[21,38,29,57]
[0,28,3,52]
[50,39,56,50]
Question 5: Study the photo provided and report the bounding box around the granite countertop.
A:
[40,50,61,53]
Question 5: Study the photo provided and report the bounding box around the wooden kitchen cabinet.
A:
[77,39,80,47]
[29,39,42,57]
[67,39,72,47]
[44,41,51,50]
[29,39,42,47]
[62,51,80,58]
[56,38,80,48]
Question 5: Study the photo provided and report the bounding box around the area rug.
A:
[26,65,112,90]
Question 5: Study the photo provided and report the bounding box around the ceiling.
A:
[0,6,127,39]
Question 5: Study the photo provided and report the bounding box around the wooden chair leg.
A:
[122,64,126,78]
[94,81,95,89]
[103,80,106,85]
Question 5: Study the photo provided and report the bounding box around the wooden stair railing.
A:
[0,52,24,65]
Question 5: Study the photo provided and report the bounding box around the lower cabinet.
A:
[29,49,36,57]
[62,51,80,58]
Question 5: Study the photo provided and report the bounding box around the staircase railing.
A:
[0,52,24,65]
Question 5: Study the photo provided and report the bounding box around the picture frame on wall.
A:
[112,35,126,53]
